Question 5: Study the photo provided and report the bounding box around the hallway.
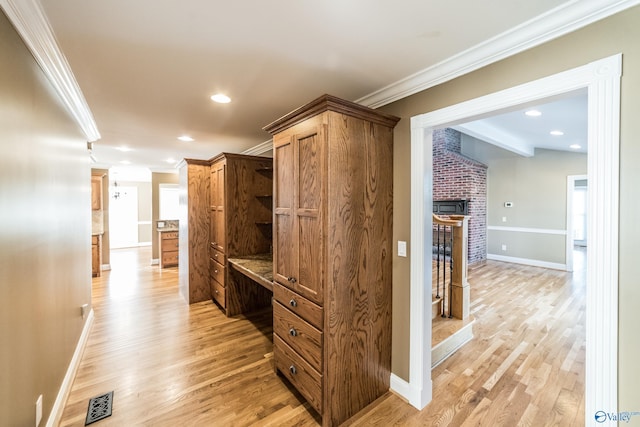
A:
[59,248,585,426]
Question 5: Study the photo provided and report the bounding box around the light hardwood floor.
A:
[59,247,585,426]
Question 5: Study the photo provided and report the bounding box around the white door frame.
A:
[394,54,621,423]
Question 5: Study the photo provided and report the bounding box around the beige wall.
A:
[380,5,640,410]
[0,10,92,426]
[461,136,587,265]
[151,172,180,260]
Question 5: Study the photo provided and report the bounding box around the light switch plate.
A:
[398,241,407,257]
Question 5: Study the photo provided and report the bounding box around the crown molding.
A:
[0,0,100,142]
[242,140,273,156]
[357,0,640,108]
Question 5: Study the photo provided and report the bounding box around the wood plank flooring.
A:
[59,247,585,426]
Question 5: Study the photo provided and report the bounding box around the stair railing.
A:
[432,213,470,320]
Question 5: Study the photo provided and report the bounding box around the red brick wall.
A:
[433,128,487,263]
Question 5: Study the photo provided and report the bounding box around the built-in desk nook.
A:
[208,153,274,316]
[177,94,398,426]
[227,254,273,292]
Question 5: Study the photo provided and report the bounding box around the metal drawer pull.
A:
[289,328,297,337]
[289,365,297,375]
[289,299,297,308]
[287,277,297,284]
[214,269,218,273]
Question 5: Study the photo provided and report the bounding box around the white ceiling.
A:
[456,90,588,156]
[32,0,620,171]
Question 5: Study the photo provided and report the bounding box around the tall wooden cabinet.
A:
[208,153,273,315]
[178,159,211,304]
[264,95,399,426]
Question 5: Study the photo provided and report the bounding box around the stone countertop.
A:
[157,228,179,232]
[227,253,273,291]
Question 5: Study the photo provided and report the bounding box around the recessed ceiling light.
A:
[178,135,194,142]
[120,160,131,165]
[525,110,542,117]
[116,146,132,152]
[211,93,231,104]
[550,130,564,136]
[166,158,176,163]
[570,144,582,150]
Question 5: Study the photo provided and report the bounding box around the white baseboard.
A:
[487,254,566,271]
[390,373,412,401]
[150,258,159,265]
[390,373,432,410]
[46,309,94,427]
[101,263,111,271]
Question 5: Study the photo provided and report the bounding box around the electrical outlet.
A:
[36,394,42,427]
[501,244,507,251]
[502,216,507,222]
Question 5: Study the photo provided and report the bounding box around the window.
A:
[159,184,179,220]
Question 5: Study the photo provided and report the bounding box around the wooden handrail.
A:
[432,213,470,320]
[432,213,462,227]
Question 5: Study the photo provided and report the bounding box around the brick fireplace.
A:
[433,128,487,263]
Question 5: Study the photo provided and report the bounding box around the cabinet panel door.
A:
[274,121,325,305]
[273,133,296,288]
[295,126,324,304]
[210,161,226,253]
[91,176,102,210]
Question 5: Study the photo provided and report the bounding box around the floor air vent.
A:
[85,391,113,425]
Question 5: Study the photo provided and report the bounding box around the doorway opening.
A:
[398,54,620,422]
[109,184,139,249]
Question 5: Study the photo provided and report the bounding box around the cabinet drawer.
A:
[210,245,225,266]
[210,279,226,308]
[161,251,178,266]
[273,283,323,329]
[274,335,322,413]
[274,302,322,372]
[161,238,179,251]
[210,258,226,285]
[161,231,179,240]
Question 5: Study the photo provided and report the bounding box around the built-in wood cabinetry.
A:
[264,94,399,426]
[208,153,273,315]
[91,234,101,277]
[91,174,103,277]
[91,175,102,210]
[159,230,179,268]
[178,159,211,304]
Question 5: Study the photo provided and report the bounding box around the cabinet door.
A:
[210,160,226,253]
[274,120,325,305]
[92,241,99,276]
[273,133,296,290]
[91,176,102,210]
